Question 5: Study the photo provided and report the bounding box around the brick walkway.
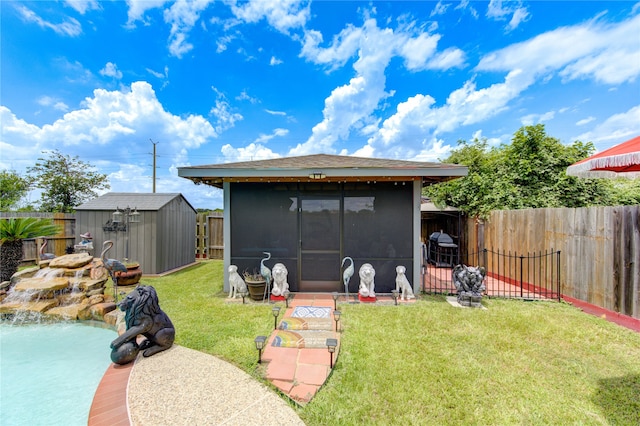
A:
[260,294,339,405]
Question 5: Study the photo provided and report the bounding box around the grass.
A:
[133,260,640,425]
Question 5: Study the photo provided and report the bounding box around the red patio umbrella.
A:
[566,135,640,178]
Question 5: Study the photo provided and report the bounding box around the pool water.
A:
[0,322,116,426]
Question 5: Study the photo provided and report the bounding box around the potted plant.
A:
[243,269,266,301]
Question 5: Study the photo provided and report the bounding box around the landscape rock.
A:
[90,302,117,321]
[46,304,85,320]
[49,253,93,269]
[14,277,69,294]
[80,278,108,292]
[0,299,59,314]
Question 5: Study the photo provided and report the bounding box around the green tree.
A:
[0,170,30,211]
[425,125,613,218]
[609,178,640,205]
[0,218,60,282]
[27,150,110,213]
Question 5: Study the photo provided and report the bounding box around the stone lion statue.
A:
[271,263,289,297]
[358,263,376,297]
[110,285,175,365]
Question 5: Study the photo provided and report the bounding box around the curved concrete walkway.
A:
[89,345,304,426]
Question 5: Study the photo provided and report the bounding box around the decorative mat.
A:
[272,330,336,348]
[291,306,331,318]
[278,317,333,331]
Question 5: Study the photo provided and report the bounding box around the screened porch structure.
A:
[178,154,467,295]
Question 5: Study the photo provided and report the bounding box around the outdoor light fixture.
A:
[391,290,399,306]
[103,206,141,259]
[272,306,281,330]
[332,291,339,310]
[112,207,123,224]
[254,335,266,363]
[240,288,248,304]
[333,310,341,332]
[326,338,338,368]
[308,172,326,180]
[283,290,291,308]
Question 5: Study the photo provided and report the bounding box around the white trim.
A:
[567,151,640,178]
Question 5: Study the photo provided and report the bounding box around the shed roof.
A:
[178,154,467,188]
[76,192,196,212]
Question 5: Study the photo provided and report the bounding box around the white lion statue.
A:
[228,265,247,298]
[271,263,289,296]
[358,263,376,297]
[395,265,415,300]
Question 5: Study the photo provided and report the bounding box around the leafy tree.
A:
[609,179,640,205]
[425,124,613,218]
[27,150,110,213]
[0,170,30,211]
[0,218,60,282]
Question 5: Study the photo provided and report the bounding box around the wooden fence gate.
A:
[195,212,223,259]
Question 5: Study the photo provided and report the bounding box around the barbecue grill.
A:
[427,231,458,268]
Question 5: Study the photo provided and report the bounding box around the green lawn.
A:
[138,260,640,425]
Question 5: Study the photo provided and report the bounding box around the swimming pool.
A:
[0,321,116,426]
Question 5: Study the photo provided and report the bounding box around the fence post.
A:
[520,255,524,298]
[556,250,561,302]
[483,248,487,270]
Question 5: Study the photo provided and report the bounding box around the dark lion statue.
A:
[110,285,175,365]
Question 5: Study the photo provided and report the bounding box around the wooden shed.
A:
[179,154,467,294]
[75,193,196,275]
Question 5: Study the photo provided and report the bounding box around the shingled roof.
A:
[76,192,195,212]
[178,154,467,188]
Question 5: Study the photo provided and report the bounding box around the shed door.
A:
[298,197,341,292]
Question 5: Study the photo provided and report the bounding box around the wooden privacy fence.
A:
[467,205,640,319]
[0,212,76,264]
[195,211,223,259]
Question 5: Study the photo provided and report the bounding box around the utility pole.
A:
[150,139,159,193]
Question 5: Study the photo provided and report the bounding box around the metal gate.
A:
[422,246,561,301]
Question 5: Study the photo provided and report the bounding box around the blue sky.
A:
[1,0,639,210]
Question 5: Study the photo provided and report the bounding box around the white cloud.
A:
[576,116,596,126]
[163,0,215,58]
[270,56,283,66]
[573,105,640,150]
[220,142,279,162]
[254,128,289,144]
[300,26,363,70]
[17,5,82,36]
[37,96,70,112]
[236,90,259,104]
[64,0,101,14]
[400,33,440,70]
[229,0,310,34]
[477,13,640,85]
[100,62,123,79]
[486,0,530,31]
[520,110,555,126]
[507,6,530,32]
[361,69,531,158]
[125,0,168,26]
[209,88,243,134]
[293,17,464,156]
[455,0,479,19]
[1,81,216,158]
[430,1,450,17]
